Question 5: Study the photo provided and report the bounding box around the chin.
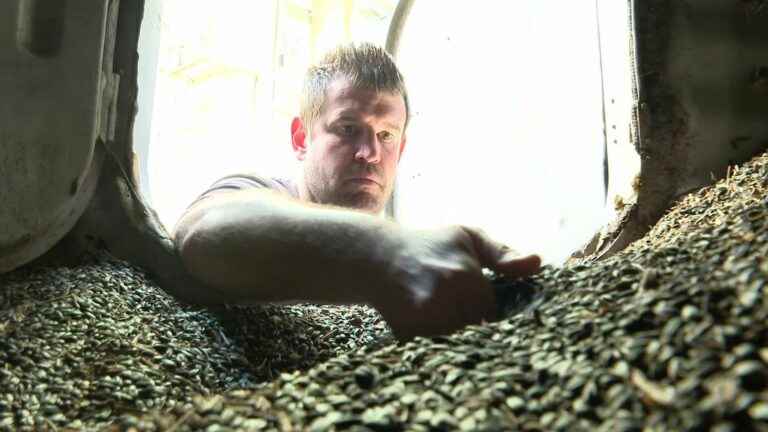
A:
[340,192,384,214]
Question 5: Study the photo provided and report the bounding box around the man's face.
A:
[292,77,407,214]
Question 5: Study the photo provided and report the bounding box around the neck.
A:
[296,173,312,204]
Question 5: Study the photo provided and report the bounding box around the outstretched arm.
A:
[174,189,541,339]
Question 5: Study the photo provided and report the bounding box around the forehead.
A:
[322,77,406,123]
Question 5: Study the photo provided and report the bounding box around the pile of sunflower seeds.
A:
[0,261,392,431]
[3,151,768,431]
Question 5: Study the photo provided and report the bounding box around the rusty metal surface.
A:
[54,0,222,305]
[583,0,768,260]
[0,0,110,272]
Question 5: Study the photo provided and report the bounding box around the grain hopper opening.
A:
[137,0,634,266]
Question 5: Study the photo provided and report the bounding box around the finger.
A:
[494,254,542,278]
[467,275,499,323]
[461,226,518,267]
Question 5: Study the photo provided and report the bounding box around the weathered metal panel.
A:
[0,0,109,271]
[579,0,768,261]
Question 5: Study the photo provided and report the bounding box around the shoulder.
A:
[196,173,298,202]
[175,173,298,239]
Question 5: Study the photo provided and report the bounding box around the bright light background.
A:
[394,1,607,263]
[144,0,613,264]
[146,0,397,231]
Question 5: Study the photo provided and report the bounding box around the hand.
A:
[373,225,541,340]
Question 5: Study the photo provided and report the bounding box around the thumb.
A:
[461,226,518,267]
[462,226,540,276]
[495,253,542,278]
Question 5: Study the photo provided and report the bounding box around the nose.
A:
[354,130,382,164]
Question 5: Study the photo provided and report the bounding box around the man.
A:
[174,43,541,340]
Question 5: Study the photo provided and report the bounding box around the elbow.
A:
[173,211,202,274]
[172,208,233,303]
[172,192,279,304]
[174,210,216,285]
[173,216,197,264]
[172,205,253,303]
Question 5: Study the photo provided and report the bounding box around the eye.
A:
[378,131,395,143]
[336,124,359,137]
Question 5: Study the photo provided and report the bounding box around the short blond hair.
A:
[300,43,410,131]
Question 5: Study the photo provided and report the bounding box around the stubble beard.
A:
[318,179,386,214]
[305,176,386,214]
[336,189,384,213]
[303,162,389,214]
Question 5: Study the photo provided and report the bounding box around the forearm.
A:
[174,189,402,306]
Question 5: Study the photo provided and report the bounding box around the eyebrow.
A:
[334,111,402,133]
[382,122,402,133]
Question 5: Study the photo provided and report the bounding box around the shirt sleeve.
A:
[187,174,298,208]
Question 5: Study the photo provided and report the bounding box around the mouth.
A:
[347,177,381,187]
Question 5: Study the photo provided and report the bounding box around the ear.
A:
[396,133,407,162]
[291,117,308,161]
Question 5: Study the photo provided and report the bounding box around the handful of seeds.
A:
[2,153,768,431]
[487,271,542,318]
